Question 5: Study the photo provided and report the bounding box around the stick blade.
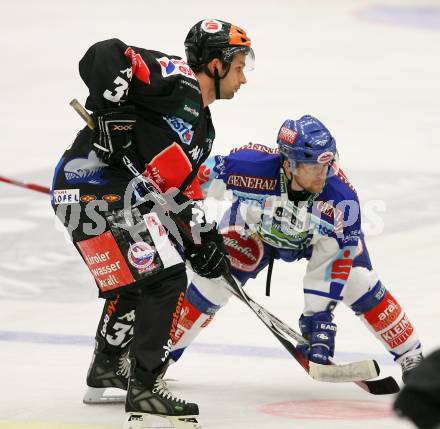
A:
[308,359,379,382]
[359,376,401,395]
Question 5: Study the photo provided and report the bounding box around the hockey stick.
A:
[0,175,50,194]
[69,99,399,394]
[221,271,399,394]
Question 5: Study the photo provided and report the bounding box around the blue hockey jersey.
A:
[198,142,364,303]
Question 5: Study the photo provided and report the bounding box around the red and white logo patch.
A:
[278,127,297,145]
[221,226,264,272]
[201,19,222,33]
[178,300,202,330]
[156,56,197,80]
[364,292,402,332]
[127,242,156,273]
[197,164,211,186]
[317,151,334,164]
[380,314,414,349]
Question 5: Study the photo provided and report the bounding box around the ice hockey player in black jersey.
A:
[394,348,440,429]
[51,19,254,429]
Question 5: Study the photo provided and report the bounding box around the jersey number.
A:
[103,76,129,103]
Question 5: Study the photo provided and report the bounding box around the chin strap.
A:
[204,62,232,100]
[265,246,275,297]
[214,68,221,99]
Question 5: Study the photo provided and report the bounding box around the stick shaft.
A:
[0,175,50,194]
[69,99,95,129]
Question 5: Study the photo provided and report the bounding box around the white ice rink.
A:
[1,1,440,428]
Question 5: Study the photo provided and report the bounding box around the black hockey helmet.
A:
[184,19,254,72]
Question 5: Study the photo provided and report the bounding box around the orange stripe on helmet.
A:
[229,25,251,47]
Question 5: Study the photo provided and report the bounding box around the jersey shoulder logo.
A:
[156,56,197,80]
[64,151,109,185]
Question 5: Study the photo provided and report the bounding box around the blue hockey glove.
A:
[298,311,337,364]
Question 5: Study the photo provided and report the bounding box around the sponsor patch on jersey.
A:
[221,226,264,272]
[127,241,156,273]
[330,249,354,282]
[144,212,184,268]
[317,151,334,164]
[176,98,200,124]
[230,142,279,155]
[124,47,151,84]
[201,19,223,33]
[163,116,194,145]
[156,56,197,80]
[143,142,202,198]
[180,79,201,94]
[80,194,96,203]
[315,200,344,236]
[278,127,298,145]
[144,213,167,237]
[77,231,135,293]
[103,194,121,203]
[53,189,80,205]
[226,173,277,192]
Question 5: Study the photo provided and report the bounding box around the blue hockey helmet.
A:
[277,115,337,169]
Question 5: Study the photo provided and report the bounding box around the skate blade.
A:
[83,386,126,404]
[124,412,201,429]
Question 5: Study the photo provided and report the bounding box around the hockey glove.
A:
[184,224,231,279]
[91,106,136,163]
[298,311,337,364]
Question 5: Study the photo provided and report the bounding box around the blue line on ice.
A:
[0,330,394,364]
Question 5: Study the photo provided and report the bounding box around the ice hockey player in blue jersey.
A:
[169,114,423,381]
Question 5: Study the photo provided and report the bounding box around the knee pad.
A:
[190,273,233,307]
[349,280,387,315]
[342,266,381,307]
[185,283,223,315]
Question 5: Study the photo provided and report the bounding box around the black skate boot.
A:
[398,348,424,384]
[124,360,200,429]
[83,336,130,404]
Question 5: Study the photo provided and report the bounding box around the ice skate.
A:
[124,362,200,429]
[83,338,130,404]
[398,348,424,384]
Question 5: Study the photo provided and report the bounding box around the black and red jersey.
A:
[52,38,215,206]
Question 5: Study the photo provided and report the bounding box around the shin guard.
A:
[351,282,421,359]
[170,283,223,362]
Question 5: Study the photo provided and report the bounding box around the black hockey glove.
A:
[91,106,136,163]
[184,225,231,279]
